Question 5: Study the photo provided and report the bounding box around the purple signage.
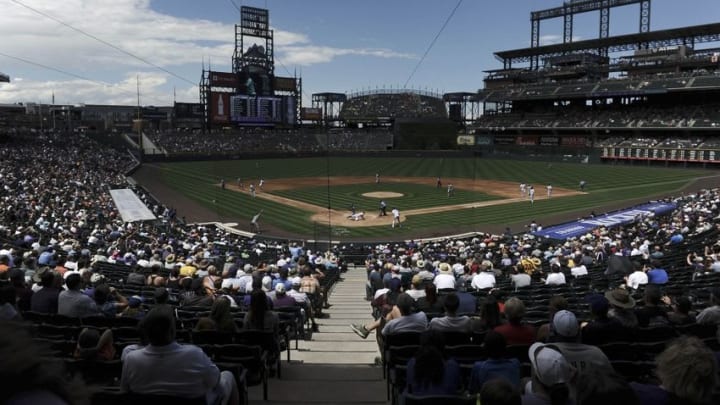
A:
[533,202,677,240]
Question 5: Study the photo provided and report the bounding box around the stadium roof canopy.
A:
[0,72,9,83]
[495,22,720,65]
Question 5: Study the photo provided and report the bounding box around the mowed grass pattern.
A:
[154,157,709,239]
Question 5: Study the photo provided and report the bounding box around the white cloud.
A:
[281,46,416,66]
[0,0,414,105]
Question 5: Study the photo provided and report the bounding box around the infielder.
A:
[520,183,526,197]
[259,178,265,190]
[251,210,263,233]
[249,184,256,198]
[546,184,553,198]
[528,185,535,204]
[375,173,380,184]
[391,207,401,228]
[447,184,454,198]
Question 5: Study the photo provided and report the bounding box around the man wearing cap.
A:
[524,343,576,405]
[605,288,639,329]
[434,263,456,291]
[271,284,296,308]
[471,265,496,290]
[646,259,669,285]
[581,294,632,345]
[548,310,612,374]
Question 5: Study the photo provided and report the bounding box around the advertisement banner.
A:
[561,136,589,147]
[209,72,238,88]
[534,202,677,240]
[210,92,231,124]
[540,136,559,146]
[516,135,538,146]
[456,135,475,146]
[475,135,493,146]
[494,135,516,145]
[301,107,322,121]
[274,76,297,92]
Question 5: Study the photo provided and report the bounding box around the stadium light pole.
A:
[326,128,332,248]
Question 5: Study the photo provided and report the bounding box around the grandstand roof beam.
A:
[496,22,720,66]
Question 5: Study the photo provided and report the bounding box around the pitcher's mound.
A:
[363,191,404,198]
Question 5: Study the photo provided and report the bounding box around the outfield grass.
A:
[155,157,709,239]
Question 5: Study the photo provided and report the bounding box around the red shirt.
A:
[494,323,536,346]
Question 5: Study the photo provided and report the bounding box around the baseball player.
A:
[579,180,586,191]
[379,200,387,216]
[220,178,225,190]
[528,186,535,204]
[391,207,401,228]
[436,177,442,188]
[447,184,454,198]
[546,184,553,198]
[237,177,244,189]
[249,184,256,198]
[520,183,526,197]
[259,178,265,190]
[251,210,263,232]
[375,173,380,185]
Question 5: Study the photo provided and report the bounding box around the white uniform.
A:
[547,185,552,198]
[391,208,401,228]
[528,186,535,204]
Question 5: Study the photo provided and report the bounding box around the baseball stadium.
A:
[3,1,720,404]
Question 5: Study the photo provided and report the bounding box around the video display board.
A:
[238,71,273,96]
[230,95,281,124]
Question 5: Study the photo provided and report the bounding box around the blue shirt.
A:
[405,357,462,396]
[647,269,668,284]
[469,358,521,393]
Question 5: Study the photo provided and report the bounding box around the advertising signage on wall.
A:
[494,135,516,145]
[540,136,559,146]
[561,136,589,147]
[209,72,238,88]
[516,135,538,146]
[210,92,231,124]
[534,202,677,240]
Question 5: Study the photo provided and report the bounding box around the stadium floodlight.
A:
[0,72,9,83]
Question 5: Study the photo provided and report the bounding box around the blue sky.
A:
[1,0,719,106]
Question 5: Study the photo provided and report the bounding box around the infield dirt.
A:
[225,176,582,228]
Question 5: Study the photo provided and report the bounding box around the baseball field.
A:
[133,157,714,240]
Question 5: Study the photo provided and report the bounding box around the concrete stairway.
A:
[248,265,387,404]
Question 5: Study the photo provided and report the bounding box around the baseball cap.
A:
[128,295,143,308]
[585,294,609,313]
[529,343,575,386]
[552,310,579,338]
